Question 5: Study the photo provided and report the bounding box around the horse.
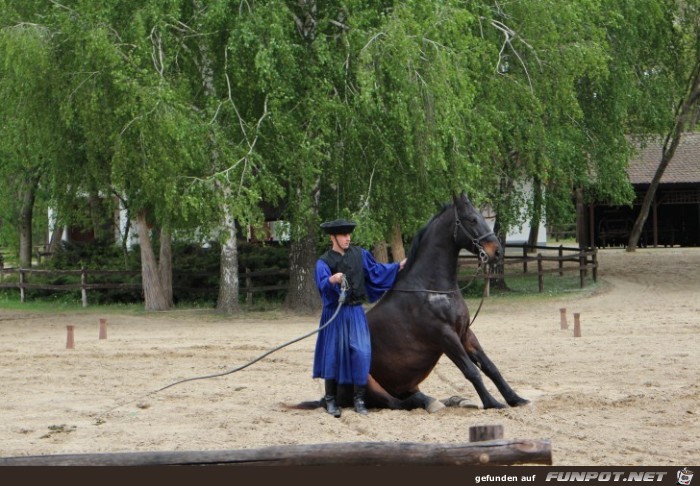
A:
[297,192,529,413]
[362,192,529,412]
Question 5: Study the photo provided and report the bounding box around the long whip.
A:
[154,277,349,393]
[96,277,349,417]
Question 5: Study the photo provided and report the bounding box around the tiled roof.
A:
[627,132,700,184]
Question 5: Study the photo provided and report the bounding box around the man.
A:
[313,218,406,417]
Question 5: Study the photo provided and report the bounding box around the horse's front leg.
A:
[440,329,506,409]
[464,329,529,407]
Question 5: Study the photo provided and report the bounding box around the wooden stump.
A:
[560,308,568,330]
[573,313,581,337]
[469,424,504,442]
[66,325,75,349]
[99,319,107,340]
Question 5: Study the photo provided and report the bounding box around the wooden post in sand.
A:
[99,318,107,340]
[66,325,75,349]
[469,424,504,442]
[573,313,581,337]
[559,308,568,330]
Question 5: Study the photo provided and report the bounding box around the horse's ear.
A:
[453,191,469,206]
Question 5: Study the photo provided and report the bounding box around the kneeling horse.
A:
[361,192,528,411]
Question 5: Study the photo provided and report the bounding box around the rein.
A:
[389,263,491,327]
[389,206,496,327]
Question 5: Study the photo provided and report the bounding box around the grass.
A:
[0,292,147,315]
[0,289,289,316]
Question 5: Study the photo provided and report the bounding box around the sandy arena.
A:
[0,247,698,466]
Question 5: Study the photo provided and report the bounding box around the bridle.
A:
[453,205,494,264]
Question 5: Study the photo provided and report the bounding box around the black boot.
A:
[353,385,369,415]
[324,380,341,418]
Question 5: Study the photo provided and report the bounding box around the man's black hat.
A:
[320,218,356,235]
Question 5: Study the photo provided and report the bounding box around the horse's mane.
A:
[404,203,451,271]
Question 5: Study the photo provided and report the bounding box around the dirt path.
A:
[0,247,698,465]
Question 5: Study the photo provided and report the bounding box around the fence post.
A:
[559,308,568,330]
[558,245,564,276]
[522,246,528,273]
[19,268,25,303]
[81,265,88,308]
[537,253,544,293]
[592,248,598,282]
[579,253,586,288]
[469,424,504,442]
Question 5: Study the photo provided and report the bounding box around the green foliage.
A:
[1,0,696,296]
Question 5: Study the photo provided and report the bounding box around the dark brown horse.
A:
[296,192,528,413]
[331,192,528,412]
[364,192,528,411]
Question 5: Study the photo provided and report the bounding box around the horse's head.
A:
[452,192,502,263]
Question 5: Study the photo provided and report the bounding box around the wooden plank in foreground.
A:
[0,439,551,466]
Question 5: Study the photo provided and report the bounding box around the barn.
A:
[585,132,700,248]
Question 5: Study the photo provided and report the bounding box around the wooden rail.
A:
[0,266,288,307]
[0,438,552,466]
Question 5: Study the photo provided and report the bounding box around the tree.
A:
[627,64,700,250]
[627,1,700,250]
[48,1,218,310]
[0,17,64,267]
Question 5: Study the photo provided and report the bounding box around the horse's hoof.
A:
[458,399,478,409]
[442,396,478,408]
[442,396,463,407]
[425,398,446,413]
[510,398,531,407]
[485,402,507,410]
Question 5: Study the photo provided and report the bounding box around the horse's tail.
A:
[281,399,323,411]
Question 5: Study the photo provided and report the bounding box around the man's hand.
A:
[329,272,344,285]
[399,258,407,270]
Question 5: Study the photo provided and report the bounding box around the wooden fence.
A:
[0,244,596,306]
[0,266,289,307]
[459,244,597,294]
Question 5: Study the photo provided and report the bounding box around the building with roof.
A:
[586,132,700,248]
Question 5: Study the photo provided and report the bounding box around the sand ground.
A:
[0,247,698,466]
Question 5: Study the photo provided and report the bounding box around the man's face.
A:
[332,233,352,251]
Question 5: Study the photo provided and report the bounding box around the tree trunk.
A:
[190,28,243,314]
[159,227,173,307]
[88,191,106,243]
[627,61,700,251]
[18,175,39,268]
[48,218,63,254]
[575,187,588,249]
[527,177,542,250]
[217,202,241,314]
[373,241,389,263]
[137,211,170,311]
[284,216,321,313]
[389,222,405,262]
